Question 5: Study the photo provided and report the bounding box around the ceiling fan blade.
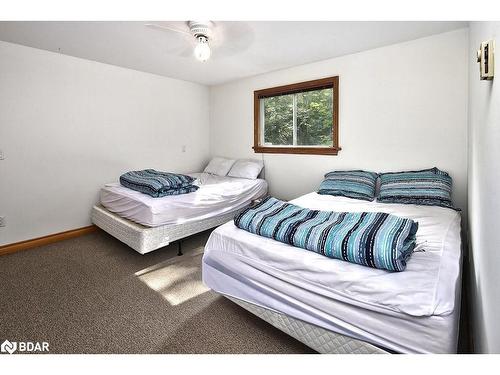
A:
[208,22,254,58]
[145,23,191,36]
[145,20,218,59]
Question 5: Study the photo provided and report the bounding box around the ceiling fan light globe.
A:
[194,40,211,62]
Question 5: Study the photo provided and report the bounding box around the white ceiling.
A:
[0,21,467,86]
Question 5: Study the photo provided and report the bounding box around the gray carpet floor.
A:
[0,229,315,354]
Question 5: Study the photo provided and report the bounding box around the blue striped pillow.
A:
[378,168,454,208]
[318,170,378,201]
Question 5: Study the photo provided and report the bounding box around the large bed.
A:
[92,172,268,254]
[202,192,462,354]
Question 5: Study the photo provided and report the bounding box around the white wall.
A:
[0,41,210,246]
[468,22,500,353]
[210,29,469,213]
[0,29,470,247]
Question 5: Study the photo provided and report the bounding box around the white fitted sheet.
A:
[202,193,462,353]
[100,173,268,227]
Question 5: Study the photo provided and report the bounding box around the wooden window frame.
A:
[253,76,340,155]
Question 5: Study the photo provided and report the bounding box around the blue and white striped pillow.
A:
[378,168,454,208]
[318,170,378,201]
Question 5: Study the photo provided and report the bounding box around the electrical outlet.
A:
[0,216,5,227]
[0,150,4,160]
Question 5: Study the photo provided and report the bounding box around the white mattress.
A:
[202,192,462,353]
[100,173,268,227]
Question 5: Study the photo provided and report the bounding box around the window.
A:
[253,76,340,155]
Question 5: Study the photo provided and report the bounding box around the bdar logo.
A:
[1,340,17,354]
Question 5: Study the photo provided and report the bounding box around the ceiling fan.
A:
[145,21,213,62]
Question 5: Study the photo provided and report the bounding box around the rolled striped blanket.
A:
[120,169,198,198]
[234,197,418,272]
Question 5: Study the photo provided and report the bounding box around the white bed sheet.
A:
[100,173,268,227]
[202,193,462,353]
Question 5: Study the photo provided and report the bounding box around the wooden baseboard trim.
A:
[0,225,98,256]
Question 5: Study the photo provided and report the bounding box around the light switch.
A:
[0,150,4,160]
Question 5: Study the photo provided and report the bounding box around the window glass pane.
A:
[296,88,333,146]
[263,94,294,146]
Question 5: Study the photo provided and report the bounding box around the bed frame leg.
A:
[177,240,183,256]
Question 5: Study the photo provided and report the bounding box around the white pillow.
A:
[228,159,264,180]
[203,157,236,176]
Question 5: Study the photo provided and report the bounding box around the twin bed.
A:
[92,171,268,254]
[91,161,462,354]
